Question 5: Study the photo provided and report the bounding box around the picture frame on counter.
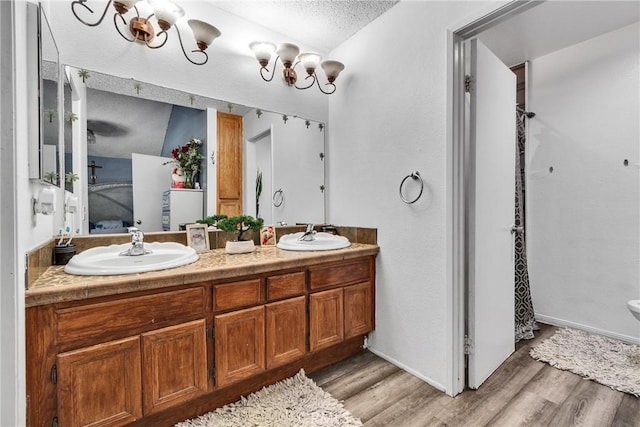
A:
[186,223,210,253]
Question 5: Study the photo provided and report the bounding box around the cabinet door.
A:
[309,288,344,352]
[141,319,208,415]
[215,306,265,386]
[344,282,373,338]
[266,296,306,369]
[57,337,142,427]
[217,111,243,215]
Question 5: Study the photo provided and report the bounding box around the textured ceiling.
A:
[479,0,640,67]
[210,0,399,53]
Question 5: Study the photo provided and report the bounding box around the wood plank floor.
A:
[309,324,640,427]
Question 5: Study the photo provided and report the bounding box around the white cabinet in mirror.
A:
[64,66,326,235]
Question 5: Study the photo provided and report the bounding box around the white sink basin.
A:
[628,300,640,322]
[276,232,351,251]
[64,242,199,276]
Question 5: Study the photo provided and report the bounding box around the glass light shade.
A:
[321,60,345,82]
[276,43,300,66]
[249,41,277,65]
[188,20,221,48]
[298,52,322,74]
[149,0,185,26]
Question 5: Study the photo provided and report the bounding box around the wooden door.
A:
[57,336,142,427]
[467,38,516,388]
[141,319,208,415]
[215,306,265,386]
[265,296,306,369]
[217,111,243,215]
[344,282,373,338]
[309,288,344,352]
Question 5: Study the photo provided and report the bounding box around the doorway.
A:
[448,1,541,396]
[448,0,640,396]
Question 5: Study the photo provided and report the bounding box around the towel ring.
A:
[399,171,423,204]
[272,188,284,207]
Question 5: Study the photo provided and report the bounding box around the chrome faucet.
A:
[298,224,316,242]
[120,227,150,256]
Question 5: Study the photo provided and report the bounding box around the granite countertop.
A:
[26,243,379,308]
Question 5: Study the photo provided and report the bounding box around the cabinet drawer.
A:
[214,278,262,311]
[309,258,371,290]
[267,272,305,301]
[56,287,206,345]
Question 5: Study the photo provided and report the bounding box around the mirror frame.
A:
[28,3,62,186]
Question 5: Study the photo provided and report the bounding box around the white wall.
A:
[4,1,36,425]
[327,1,492,390]
[527,23,640,342]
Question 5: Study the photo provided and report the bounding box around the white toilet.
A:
[627,300,640,321]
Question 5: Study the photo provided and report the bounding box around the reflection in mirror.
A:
[29,3,61,185]
[63,74,74,192]
[244,110,325,226]
[42,61,60,185]
[86,89,206,234]
[67,67,325,235]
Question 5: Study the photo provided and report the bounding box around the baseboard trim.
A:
[366,347,447,394]
[535,314,640,345]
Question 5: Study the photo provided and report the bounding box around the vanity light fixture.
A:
[249,41,345,95]
[71,0,221,65]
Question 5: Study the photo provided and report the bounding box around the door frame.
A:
[446,0,540,396]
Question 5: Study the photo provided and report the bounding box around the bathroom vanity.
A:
[25,243,378,427]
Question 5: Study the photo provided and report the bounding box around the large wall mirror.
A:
[27,3,62,186]
[67,67,326,235]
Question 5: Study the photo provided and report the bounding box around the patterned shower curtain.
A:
[514,111,537,342]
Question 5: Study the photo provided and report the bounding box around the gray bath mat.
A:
[530,328,640,396]
[175,369,362,426]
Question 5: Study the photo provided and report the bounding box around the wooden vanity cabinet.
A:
[215,306,266,387]
[47,286,209,427]
[309,288,344,351]
[27,255,376,427]
[214,276,307,386]
[265,296,307,368]
[308,258,375,352]
[344,282,374,338]
[57,336,143,427]
[141,320,208,415]
[56,319,208,426]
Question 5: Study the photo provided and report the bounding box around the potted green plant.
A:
[65,112,78,125]
[45,109,56,123]
[78,69,90,83]
[196,214,229,229]
[213,214,264,254]
[64,171,79,192]
[65,171,79,184]
[43,171,58,185]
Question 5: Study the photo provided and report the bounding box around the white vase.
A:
[225,240,255,254]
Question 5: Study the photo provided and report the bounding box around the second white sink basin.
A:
[277,232,351,251]
[64,242,199,276]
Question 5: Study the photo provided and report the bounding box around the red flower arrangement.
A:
[167,137,204,188]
